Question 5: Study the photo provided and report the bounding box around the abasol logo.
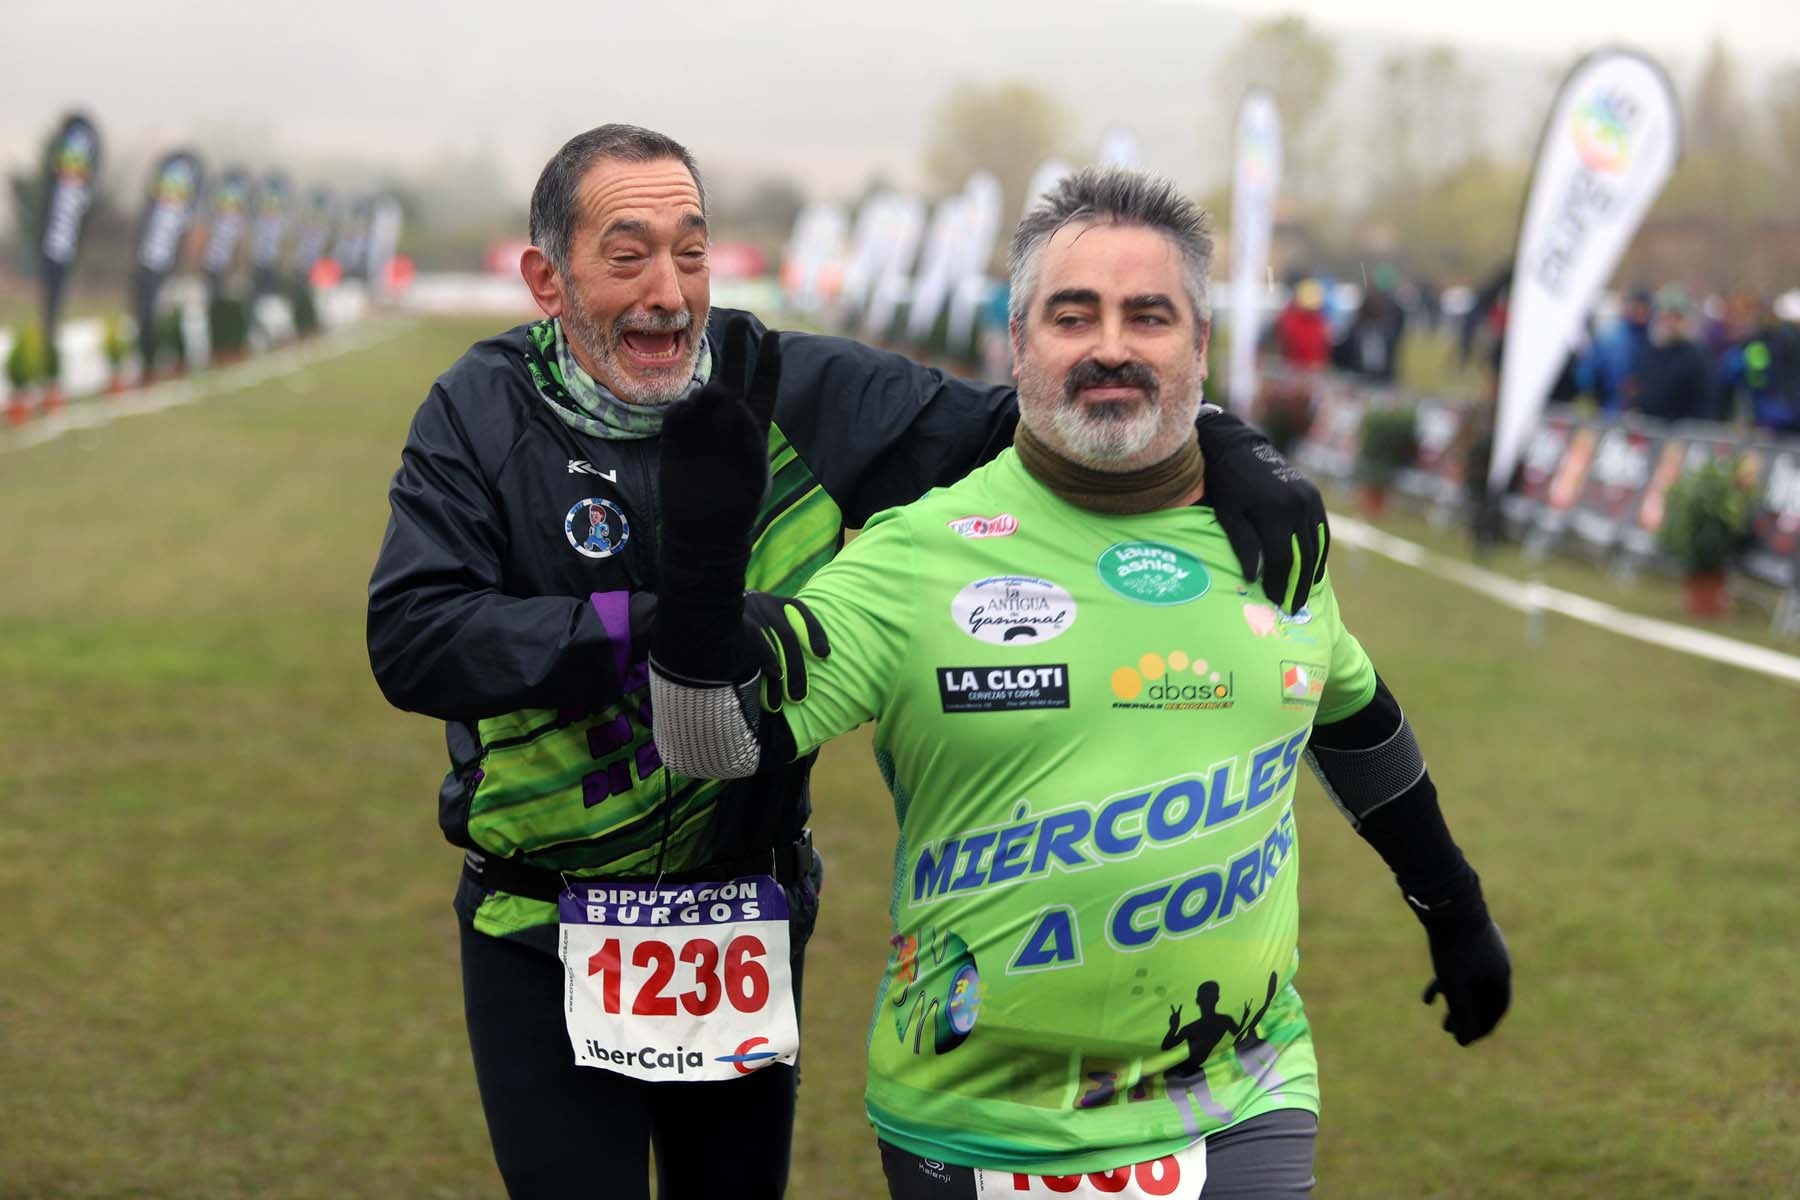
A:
[1096,541,1209,605]
[1110,649,1234,711]
[950,576,1076,645]
[946,513,1018,539]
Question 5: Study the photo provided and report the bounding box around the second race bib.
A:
[972,1138,1206,1196]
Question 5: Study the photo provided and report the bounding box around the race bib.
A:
[558,874,797,1083]
[973,1139,1206,1197]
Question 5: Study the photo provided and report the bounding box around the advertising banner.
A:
[249,171,292,293]
[36,112,103,339]
[130,149,204,360]
[290,186,337,277]
[1490,50,1680,489]
[1227,90,1281,414]
[201,167,253,296]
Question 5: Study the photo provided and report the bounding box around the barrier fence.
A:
[1271,368,1800,634]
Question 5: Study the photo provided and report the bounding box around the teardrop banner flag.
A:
[130,149,205,362]
[249,171,292,294]
[37,112,104,341]
[945,169,1003,351]
[779,200,848,316]
[1489,49,1680,491]
[290,186,338,279]
[1227,89,1282,415]
[201,167,253,298]
[1095,126,1141,169]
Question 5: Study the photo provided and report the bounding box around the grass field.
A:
[2,317,1795,1198]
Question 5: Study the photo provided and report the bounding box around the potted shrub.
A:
[154,307,188,378]
[287,279,320,338]
[103,313,133,394]
[208,294,252,363]
[1354,404,1418,518]
[5,321,47,425]
[1657,457,1753,617]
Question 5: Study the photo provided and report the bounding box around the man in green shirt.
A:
[648,167,1510,1196]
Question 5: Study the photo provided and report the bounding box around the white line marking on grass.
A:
[1334,516,1800,687]
[0,318,419,455]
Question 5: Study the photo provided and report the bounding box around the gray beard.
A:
[564,300,703,407]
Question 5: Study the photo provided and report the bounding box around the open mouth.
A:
[1076,385,1147,403]
[620,329,686,366]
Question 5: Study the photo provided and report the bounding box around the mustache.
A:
[1063,358,1159,399]
[613,309,693,337]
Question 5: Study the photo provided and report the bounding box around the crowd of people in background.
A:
[1261,267,1800,436]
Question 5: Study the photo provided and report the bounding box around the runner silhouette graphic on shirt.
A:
[1163,980,1248,1072]
[1158,974,1281,1134]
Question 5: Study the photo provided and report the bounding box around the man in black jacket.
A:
[367,124,1331,1200]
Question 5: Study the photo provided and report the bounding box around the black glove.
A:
[1195,408,1329,614]
[743,590,830,709]
[653,324,779,685]
[624,591,828,709]
[1409,866,1512,1046]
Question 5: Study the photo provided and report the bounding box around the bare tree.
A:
[923,80,1067,219]
[1214,16,1340,203]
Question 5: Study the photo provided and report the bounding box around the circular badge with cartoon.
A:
[564,498,631,559]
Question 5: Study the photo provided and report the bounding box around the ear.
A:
[1009,317,1025,382]
[1196,319,1212,376]
[520,246,564,318]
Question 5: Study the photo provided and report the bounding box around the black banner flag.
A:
[249,171,291,295]
[200,167,252,299]
[130,149,205,364]
[36,112,103,341]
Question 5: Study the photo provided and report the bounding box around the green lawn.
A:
[2,318,1793,1198]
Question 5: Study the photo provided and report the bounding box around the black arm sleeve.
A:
[772,329,1019,526]
[366,385,635,722]
[1306,675,1471,904]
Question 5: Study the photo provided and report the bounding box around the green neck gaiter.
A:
[1013,416,1204,514]
[521,316,712,440]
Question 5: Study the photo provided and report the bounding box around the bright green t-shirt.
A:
[782,449,1376,1174]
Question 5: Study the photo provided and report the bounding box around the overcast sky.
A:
[1200,0,1796,62]
[1,0,1790,205]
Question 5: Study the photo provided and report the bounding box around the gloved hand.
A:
[1195,408,1329,614]
[631,590,830,708]
[653,324,779,685]
[743,591,830,709]
[1408,866,1512,1046]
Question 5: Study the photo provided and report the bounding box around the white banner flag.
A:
[1096,127,1142,169]
[1490,50,1681,490]
[1020,157,1074,227]
[1227,90,1282,416]
[780,201,848,315]
[946,170,1003,350]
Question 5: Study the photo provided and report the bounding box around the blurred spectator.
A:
[1577,286,1652,413]
[1634,287,1713,422]
[1458,266,1509,373]
[1719,293,1800,432]
[1336,263,1406,382]
[1273,278,1331,369]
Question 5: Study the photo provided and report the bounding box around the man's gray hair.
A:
[529,124,707,275]
[1008,167,1214,333]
